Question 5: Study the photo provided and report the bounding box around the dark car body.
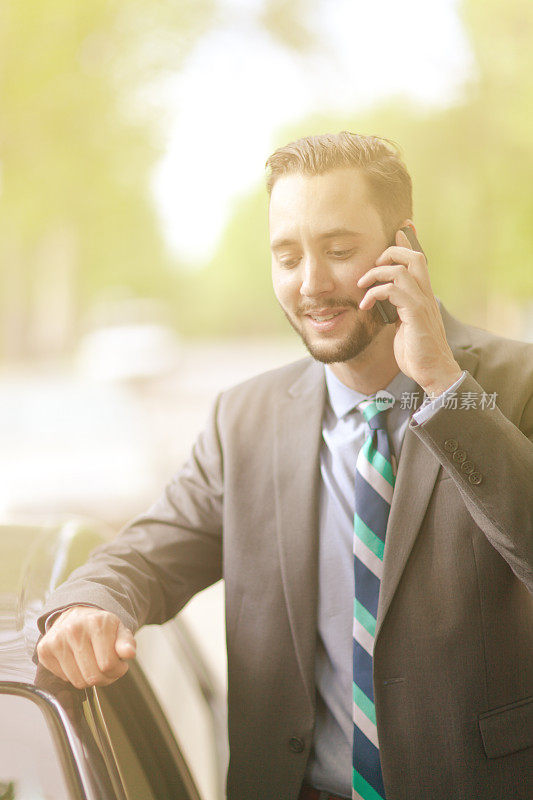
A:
[0,520,226,800]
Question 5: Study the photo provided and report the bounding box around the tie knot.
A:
[358,399,391,430]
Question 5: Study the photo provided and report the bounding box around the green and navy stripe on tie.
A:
[352,399,395,800]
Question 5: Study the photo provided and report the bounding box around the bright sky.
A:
[152,0,474,266]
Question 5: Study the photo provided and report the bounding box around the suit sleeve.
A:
[409,369,533,593]
[36,395,225,635]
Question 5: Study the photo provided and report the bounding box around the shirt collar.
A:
[324,364,418,419]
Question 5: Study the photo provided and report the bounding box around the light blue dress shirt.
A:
[304,366,466,798]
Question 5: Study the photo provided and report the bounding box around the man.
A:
[37,133,533,800]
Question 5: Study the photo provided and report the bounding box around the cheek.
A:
[332,266,359,297]
[340,258,373,292]
[272,269,298,306]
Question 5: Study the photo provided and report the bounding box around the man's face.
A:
[269,167,391,364]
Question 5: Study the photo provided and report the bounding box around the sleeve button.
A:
[288,737,305,753]
[461,460,475,474]
[453,449,467,463]
[469,471,483,485]
[444,439,458,452]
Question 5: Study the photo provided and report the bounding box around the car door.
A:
[0,682,118,800]
[85,660,203,800]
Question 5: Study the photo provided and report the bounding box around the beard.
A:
[281,298,386,363]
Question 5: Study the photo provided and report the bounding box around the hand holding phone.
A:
[372,227,425,324]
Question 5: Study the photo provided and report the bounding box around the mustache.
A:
[297,298,359,314]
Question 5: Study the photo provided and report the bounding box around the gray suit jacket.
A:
[38,307,533,800]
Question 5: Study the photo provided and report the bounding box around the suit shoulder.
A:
[445,305,532,373]
[462,323,533,376]
[214,357,322,430]
[221,356,316,403]
[444,304,531,354]
[461,318,532,349]
[452,320,533,422]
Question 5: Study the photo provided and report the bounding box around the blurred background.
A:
[1,0,533,685]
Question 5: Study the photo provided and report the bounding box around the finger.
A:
[358,263,418,290]
[53,641,90,689]
[115,622,136,661]
[90,617,133,680]
[395,228,412,247]
[375,244,413,266]
[359,268,423,314]
[36,640,70,683]
[62,615,121,686]
[359,282,412,313]
[376,245,431,294]
[376,236,433,297]
[72,636,118,686]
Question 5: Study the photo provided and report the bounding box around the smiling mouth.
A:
[301,309,350,332]
[302,306,351,320]
[307,311,343,321]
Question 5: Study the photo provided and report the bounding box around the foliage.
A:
[175,188,288,336]
[190,0,533,336]
[3,0,533,349]
[0,0,316,356]
[0,1,217,356]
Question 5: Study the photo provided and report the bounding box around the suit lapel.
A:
[375,310,480,643]
[375,383,439,642]
[273,359,326,712]
[272,306,481,696]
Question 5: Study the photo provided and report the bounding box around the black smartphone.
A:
[372,226,425,324]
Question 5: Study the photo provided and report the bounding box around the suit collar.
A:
[324,364,418,420]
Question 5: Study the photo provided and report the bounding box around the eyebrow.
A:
[270,228,363,250]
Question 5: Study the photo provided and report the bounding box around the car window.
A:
[0,692,72,799]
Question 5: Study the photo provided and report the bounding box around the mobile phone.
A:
[372,226,425,324]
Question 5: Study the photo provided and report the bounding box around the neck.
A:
[328,325,400,394]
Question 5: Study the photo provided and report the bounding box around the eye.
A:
[278,255,301,269]
[328,248,355,259]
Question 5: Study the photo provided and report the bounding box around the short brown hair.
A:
[265,131,413,236]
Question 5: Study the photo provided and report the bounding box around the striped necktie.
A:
[352,399,395,800]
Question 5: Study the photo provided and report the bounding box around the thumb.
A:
[115,622,137,660]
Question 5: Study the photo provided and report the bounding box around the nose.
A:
[299,253,335,298]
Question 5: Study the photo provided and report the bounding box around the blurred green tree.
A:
[175,187,285,336]
[194,0,533,338]
[459,0,533,317]
[0,0,318,357]
[0,0,215,357]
